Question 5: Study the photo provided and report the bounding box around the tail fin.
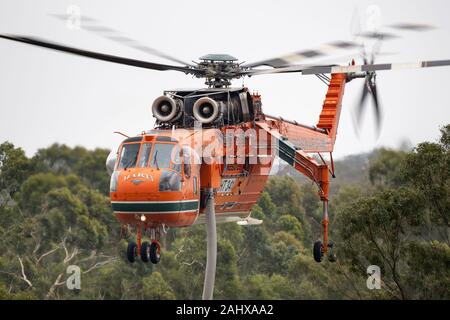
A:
[316,73,346,149]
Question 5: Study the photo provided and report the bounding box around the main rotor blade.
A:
[355,21,435,41]
[0,34,199,74]
[355,31,399,40]
[245,59,450,76]
[50,13,194,67]
[388,22,435,32]
[303,59,450,74]
[245,21,435,69]
[243,40,361,68]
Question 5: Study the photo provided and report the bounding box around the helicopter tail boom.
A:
[262,73,346,153]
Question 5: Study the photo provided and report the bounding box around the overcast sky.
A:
[0,0,449,158]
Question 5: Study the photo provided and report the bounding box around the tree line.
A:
[0,125,448,299]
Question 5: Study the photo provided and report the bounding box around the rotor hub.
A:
[196,54,245,88]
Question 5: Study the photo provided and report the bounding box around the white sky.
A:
[0,0,449,158]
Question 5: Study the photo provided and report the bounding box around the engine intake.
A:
[193,97,221,124]
[152,95,183,123]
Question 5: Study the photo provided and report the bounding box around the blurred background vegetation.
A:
[0,124,448,300]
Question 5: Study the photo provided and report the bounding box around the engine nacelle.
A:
[192,97,221,124]
[152,95,183,123]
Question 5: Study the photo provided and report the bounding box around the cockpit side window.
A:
[184,162,191,179]
[138,143,152,167]
[171,145,181,173]
[118,143,140,169]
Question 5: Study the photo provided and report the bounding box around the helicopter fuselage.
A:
[109,119,274,229]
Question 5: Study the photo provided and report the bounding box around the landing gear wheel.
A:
[150,242,161,264]
[126,241,138,263]
[140,241,151,263]
[313,240,323,263]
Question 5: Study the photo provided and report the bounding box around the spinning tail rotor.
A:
[353,46,382,136]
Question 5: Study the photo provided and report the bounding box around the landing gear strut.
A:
[140,241,151,262]
[313,200,337,263]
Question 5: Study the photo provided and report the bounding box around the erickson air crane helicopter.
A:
[1,17,449,299]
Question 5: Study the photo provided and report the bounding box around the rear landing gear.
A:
[313,241,337,263]
[313,201,337,263]
[313,240,323,262]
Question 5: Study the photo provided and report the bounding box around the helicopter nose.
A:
[118,169,159,195]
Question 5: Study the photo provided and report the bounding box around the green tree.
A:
[336,187,427,299]
[369,148,408,188]
[142,272,175,300]
[403,125,450,229]
[243,274,294,299]
[275,215,304,240]
[405,241,450,299]
[1,125,449,300]
[0,142,33,194]
[264,177,312,244]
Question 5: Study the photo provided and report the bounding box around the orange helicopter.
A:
[103,79,345,266]
[2,19,449,299]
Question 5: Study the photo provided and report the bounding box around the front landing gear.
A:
[149,241,161,264]
[127,241,138,263]
[124,224,162,264]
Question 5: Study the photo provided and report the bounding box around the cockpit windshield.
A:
[138,143,152,167]
[151,143,180,171]
[117,142,181,171]
[118,143,140,169]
